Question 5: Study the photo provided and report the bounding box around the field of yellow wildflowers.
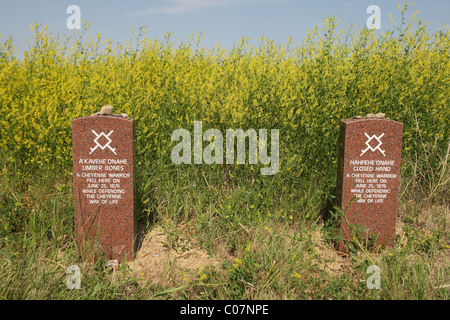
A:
[0,3,448,300]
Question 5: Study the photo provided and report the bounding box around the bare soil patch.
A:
[129,226,220,285]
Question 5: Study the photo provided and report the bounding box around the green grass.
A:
[0,156,448,300]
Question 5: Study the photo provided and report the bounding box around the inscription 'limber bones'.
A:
[77,158,130,205]
[80,158,127,171]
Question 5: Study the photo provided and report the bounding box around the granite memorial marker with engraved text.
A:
[72,113,136,262]
[335,115,403,251]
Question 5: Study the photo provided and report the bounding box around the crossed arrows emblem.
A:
[360,132,385,157]
[89,130,117,155]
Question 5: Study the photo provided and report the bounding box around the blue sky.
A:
[0,0,448,58]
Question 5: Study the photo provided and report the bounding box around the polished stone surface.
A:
[335,117,403,251]
[72,115,136,262]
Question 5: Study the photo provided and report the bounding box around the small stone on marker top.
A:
[100,105,114,115]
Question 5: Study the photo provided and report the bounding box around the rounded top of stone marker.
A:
[350,113,391,121]
[341,113,401,127]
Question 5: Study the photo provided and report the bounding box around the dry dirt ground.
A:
[126,218,411,287]
[129,226,220,285]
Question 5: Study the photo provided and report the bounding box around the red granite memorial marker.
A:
[335,114,403,252]
[72,109,136,262]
